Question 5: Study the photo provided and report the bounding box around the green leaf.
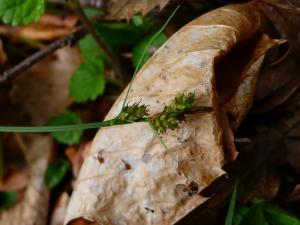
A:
[234,206,250,225]
[225,180,238,225]
[132,31,167,68]
[94,16,158,46]
[44,159,70,189]
[132,15,143,26]
[240,204,269,225]
[263,203,300,225]
[0,0,45,25]
[83,7,104,19]
[79,35,107,62]
[0,191,17,209]
[48,111,83,145]
[70,58,106,103]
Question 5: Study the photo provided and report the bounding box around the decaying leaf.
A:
[107,0,170,20]
[65,142,91,178]
[10,47,82,125]
[253,0,300,113]
[223,34,282,128]
[0,14,79,41]
[64,2,280,224]
[0,38,7,66]
[0,134,52,225]
[50,192,70,225]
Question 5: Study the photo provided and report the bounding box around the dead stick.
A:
[0,28,87,83]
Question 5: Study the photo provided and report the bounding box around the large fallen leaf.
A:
[253,0,300,113]
[0,134,52,225]
[65,2,276,225]
[10,47,81,125]
[107,0,170,20]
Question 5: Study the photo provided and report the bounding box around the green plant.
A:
[70,58,106,103]
[0,191,17,209]
[0,0,45,25]
[44,158,71,189]
[47,111,83,145]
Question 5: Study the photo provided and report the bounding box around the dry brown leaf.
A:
[64,2,271,225]
[107,0,170,20]
[0,38,7,66]
[224,34,282,128]
[66,142,92,178]
[0,134,52,225]
[0,14,79,41]
[10,47,81,125]
[252,0,300,113]
[50,192,70,225]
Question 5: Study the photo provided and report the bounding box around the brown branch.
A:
[0,28,87,84]
[72,0,126,84]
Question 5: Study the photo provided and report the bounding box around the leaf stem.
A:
[72,0,126,84]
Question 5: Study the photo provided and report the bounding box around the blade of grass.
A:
[225,179,239,225]
[0,119,117,132]
[147,118,168,150]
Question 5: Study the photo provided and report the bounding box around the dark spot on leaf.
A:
[97,151,104,164]
[121,159,131,170]
[183,181,199,196]
[145,207,155,213]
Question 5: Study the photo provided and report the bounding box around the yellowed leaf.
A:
[10,47,81,125]
[64,2,274,225]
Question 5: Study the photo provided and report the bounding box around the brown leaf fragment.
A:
[107,0,170,20]
[65,2,270,225]
[66,142,92,178]
[252,0,300,113]
[50,192,70,225]
[10,47,81,125]
[0,14,79,41]
[0,134,52,225]
[223,34,282,127]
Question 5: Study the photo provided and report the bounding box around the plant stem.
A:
[0,119,115,133]
[0,28,87,83]
[72,0,126,84]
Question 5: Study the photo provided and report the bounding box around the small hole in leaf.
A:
[121,159,131,170]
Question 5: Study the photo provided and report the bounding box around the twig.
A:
[72,0,126,84]
[0,28,87,83]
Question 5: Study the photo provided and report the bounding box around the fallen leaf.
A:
[107,0,170,20]
[10,47,82,125]
[65,2,273,225]
[252,0,300,113]
[223,34,282,128]
[0,14,79,41]
[50,192,70,225]
[0,134,52,225]
[65,142,91,178]
[0,38,7,66]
